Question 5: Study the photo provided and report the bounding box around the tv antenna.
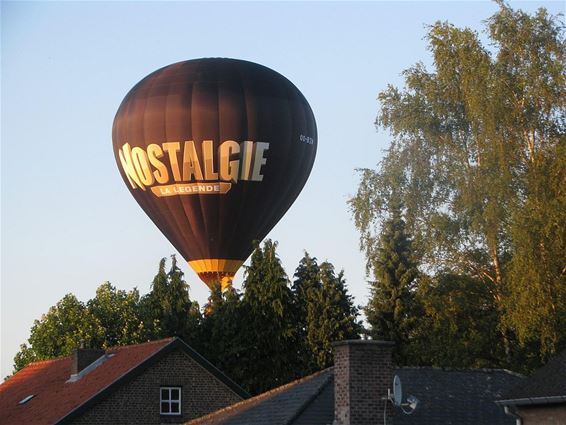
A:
[389,375,419,415]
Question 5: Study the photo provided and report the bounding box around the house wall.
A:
[70,348,243,425]
[517,404,566,425]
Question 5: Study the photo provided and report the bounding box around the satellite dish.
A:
[389,375,420,415]
[393,375,402,406]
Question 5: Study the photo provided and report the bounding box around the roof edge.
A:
[185,367,333,425]
[396,366,524,378]
[332,339,394,347]
[496,395,566,406]
[285,371,333,424]
[174,338,250,399]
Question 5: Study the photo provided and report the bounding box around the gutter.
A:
[496,395,566,406]
[503,405,522,425]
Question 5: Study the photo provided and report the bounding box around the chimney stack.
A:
[71,348,105,376]
[333,340,394,425]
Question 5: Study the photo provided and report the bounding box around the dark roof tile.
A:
[395,367,524,425]
[499,349,566,403]
[185,367,524,425]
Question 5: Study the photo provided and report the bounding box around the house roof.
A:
[185,367,524,425]
[497,349,566,406]
[0,337,248,425]
[185,368,334,425]
[187,368,334,425]
[394,367,523,425]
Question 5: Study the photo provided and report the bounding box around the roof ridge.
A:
[185,367,334,425]
[24,356,69,367]
[284,370,333,425]
[397,366,524,377]
[106,337,176,352]
[12,338,177,371]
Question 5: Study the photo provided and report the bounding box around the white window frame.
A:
[160,386,182,416]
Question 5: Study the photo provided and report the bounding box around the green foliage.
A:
[193,246,362,395]
[13,294,101,372]
[238,240,300,394]
[143,255,201,344]
[13,244,360,392]
[291,252,322,373]
[504,142,566,357]
[292,252,322,323]
[12,256,201,373]
[198,284,249,390]
[350,3,565,368]
[292,253,361,373]
[87,282,146,348]
[306,262,361,370]
[12,241,360,392]
[410,273,504,368]
[364,205,418,364]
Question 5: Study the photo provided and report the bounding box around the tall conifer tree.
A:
[292,253,361,372]
[291,252,321,373]
[365,205,418,363]
[306,262,361,370]
[240,240,300,394]
[198,283,247,387]
[144,256,201,344]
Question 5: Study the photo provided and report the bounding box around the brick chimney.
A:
[71,348,105,376]
[333,340,394,425]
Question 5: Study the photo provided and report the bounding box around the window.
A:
[160,387,181,415]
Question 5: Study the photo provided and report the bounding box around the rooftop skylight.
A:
[18,394,35,405]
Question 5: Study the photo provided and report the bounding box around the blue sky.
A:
[2,0,563,379]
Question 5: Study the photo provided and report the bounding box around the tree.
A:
[307,262,361,370]
[87,282,147,348]
[292,253,361,372]
[504,142,566,358]
[363,205,418,363]
[143,256,201,344]
[12,294,101,372]
[291,252,322,374]
[350,3,565,367]
[198,283,248,388]
[239,240,300,394]
[292,252,322,321]
[410,273,503,368]
[11,257,202,374]
[11,283,152,373]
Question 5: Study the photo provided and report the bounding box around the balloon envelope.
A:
[112,58,317,289]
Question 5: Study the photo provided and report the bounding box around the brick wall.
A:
[518,404,566,425]
[333,340,394,425]
[70,348,243,425]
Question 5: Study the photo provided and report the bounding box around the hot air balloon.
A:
[112,58,317,290]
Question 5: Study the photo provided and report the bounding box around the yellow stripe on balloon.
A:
[188,259,244,291]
